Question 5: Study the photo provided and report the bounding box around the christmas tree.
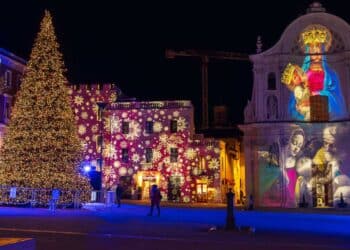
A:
[0,10,91,206]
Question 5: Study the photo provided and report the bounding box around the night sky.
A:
[0,1,347,127]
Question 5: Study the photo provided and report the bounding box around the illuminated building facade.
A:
[69,84,225,203]
[0,48,26,148]
[201,128,245,205]
[241,2,350,208]
[0,42,243,205]
[0,54,237,204]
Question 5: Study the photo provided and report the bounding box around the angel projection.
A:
[281,24,347,121]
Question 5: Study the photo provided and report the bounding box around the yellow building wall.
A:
[219,139,245,205]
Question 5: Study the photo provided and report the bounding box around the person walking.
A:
[147,184,162,216]
[248,194,254,210]
[115,184,123,207]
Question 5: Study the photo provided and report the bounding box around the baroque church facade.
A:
[241,2,350,208]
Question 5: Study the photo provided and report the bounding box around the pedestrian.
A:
[147,184,162,216]
[49,188,60,212]
[248,194,254,210]
[116,184,123,207]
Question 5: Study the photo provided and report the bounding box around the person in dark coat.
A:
[147,184,162,216]
[248,194,254,210]
[116,184,123,207]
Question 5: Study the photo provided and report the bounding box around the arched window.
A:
[266,95,278,120]
[267,72,276,90]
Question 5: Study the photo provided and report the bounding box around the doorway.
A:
[196,179,208,202]
[142,180,153,200]
[136,171,160,200]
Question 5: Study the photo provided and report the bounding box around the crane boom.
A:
[165,49,249,129]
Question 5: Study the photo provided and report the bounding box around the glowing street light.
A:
[83,164,91,173]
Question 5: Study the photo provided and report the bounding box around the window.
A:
[122,121,129,134]
[145,148,153,163]
[266,95,278,120]
[97,107,102,121]
[170,120,177,133]
[267,72,276,90]
[97,135,103,147]
[122,148,129,163]
[145,121,153,134]
[4,70,12,87]
[96,102,106,121]
[96,158,102,170]
[199,157,206,171]
[96,135,103,153]
[170,148,178,163]
[4,71,11,87]
[5,102,10,120]
[0,95,4,122]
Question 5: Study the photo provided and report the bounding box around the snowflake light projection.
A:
[70,87,222,203]
[185,148,197,160]
[69,84,114,164]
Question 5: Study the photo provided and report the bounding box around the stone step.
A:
[0,238,35,250]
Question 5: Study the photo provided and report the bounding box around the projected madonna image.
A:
[258,124,350,208]
[281,24,347,121]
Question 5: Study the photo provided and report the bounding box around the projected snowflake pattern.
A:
[70,85,221,203]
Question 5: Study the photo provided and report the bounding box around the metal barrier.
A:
[0,187,120,208]
[90,190,116,206]
[0,186,88,208]
[90,190,104,203]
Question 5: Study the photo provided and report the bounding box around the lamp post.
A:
[96,102,107,191]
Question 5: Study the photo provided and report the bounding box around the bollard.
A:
[225,188,236,230]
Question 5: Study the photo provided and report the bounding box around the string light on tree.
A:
[0,10,91,205]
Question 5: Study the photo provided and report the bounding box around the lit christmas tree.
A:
[0,10,91,206]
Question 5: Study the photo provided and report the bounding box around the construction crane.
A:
[165,49,249,129]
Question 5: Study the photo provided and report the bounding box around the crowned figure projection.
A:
[281,24,346,121]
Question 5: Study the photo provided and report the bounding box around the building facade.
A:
[0,48,26,147]
[0,50,243,204]
[240,2,350,208]
[0,58,242,204]
[69,84,227,203]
